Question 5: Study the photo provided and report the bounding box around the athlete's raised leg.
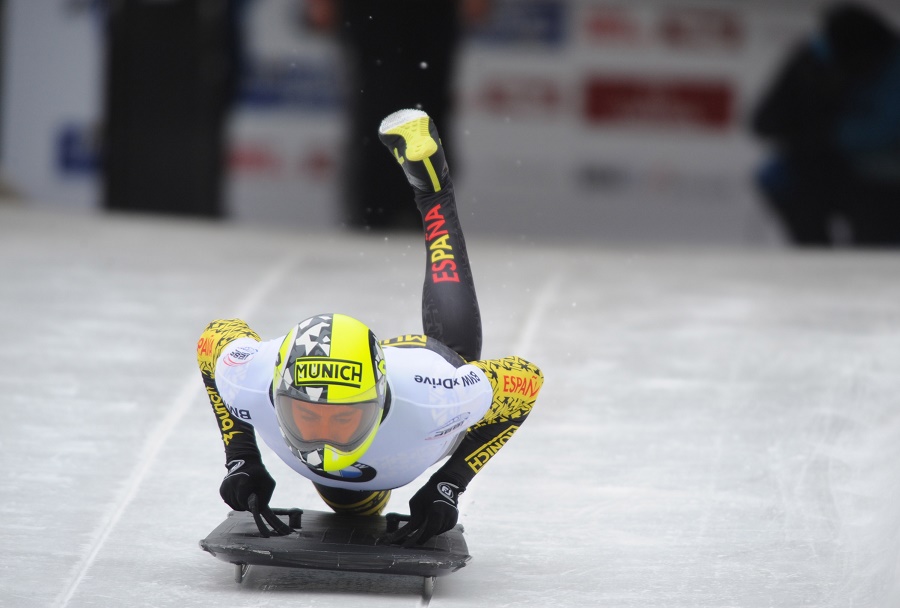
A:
[378,109,482,361]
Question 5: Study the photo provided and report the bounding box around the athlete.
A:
[196,109,543,545]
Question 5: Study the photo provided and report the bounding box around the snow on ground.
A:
[2,205,899,607]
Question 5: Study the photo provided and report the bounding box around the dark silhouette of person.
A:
[305,0,491,230]
[752,2,900,246]
[103,0,246,218]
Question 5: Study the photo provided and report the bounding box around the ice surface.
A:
[1,206,899,607]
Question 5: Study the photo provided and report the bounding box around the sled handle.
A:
[248,494,294,537]
[385,512,411,533]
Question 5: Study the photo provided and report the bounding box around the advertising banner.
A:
[5,0,900,243]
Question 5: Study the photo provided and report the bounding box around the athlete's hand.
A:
[383,477,462,546]
[219,457,275,511]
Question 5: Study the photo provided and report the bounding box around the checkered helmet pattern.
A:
[274,313,385,405]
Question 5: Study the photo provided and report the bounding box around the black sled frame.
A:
[199,498,471,599]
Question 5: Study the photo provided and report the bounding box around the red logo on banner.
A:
[658,8,743,50]
[297,148,335,180]
[583,77,733,130]
[229,143,283,175]
[478,77,562,117]
[583,8,641,46]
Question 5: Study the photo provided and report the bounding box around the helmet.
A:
[273,313,387,472]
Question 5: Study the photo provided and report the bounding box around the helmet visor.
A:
[275,394,381,455]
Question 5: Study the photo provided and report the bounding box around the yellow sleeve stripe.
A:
[196,318,260,379]
[465,425,520,474]
[470,356,544,426]
[422,156,442,192]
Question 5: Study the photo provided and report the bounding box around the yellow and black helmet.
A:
[273,313,387,472]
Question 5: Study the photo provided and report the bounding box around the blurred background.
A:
[2,0,900,245]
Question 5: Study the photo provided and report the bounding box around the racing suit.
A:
[197,112,542,518]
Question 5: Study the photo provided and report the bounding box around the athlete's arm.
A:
[197,319,280,510]
[436,355,543,488]
[196,318,264,462]
[385,355,543,546]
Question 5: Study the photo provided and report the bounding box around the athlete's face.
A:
[290,399,364,445]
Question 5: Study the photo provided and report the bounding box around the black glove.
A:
[219,457,275,511]
[383,476,462,546]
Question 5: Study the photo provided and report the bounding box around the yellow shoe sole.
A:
[379,109,445,192]
[384,116,438,161]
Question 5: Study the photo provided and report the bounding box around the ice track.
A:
[1,205,899,607]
